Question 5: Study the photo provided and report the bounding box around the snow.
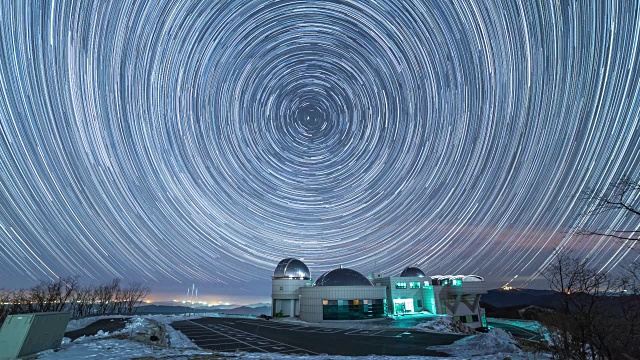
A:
[488,317,551,342]
[429,328,550,359]
[37,314,550,360]
[39,314,219,359]
[411,316,475,334]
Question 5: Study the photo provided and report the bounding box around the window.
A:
[472,315,479,322]
[452,279,462,286]
[395,282,407,289]
[409,282,420,289]
[417,300,422,308]
[322,299,386,320]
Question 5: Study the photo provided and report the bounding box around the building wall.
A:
[271,278,309,317]
[299,286,387,322]
[433,281,487,328]
[373,277,430,314]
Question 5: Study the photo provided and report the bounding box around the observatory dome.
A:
[313,267,372,286]
[273,258,311,280]
[400,267,426,277]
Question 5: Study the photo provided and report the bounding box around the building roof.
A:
[313,267,373,286]
[430,274,485,282]
[273,258,311,280]
[399,266,426,277]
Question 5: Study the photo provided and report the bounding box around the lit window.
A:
[322,300,328,305]
[395,282,407,289]
[409,282,420,289]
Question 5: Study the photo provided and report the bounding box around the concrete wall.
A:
[272,278,308,299]
[299,286,387,322]
[271,278,309,317]
[433,282,487,328]
[373,277,430,314]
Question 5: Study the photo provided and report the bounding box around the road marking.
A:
[183,321,267,352]
[233,320,405,338]
[184,320,319,355]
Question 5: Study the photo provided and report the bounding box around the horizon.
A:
[2,267,551,306]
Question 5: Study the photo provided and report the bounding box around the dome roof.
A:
[273,258,311,280]
[313,267,372,286]
[400,267,426,277]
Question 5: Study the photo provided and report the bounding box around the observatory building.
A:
[271,258,312,317]
[299,266,387,322]
[271,258,487,328]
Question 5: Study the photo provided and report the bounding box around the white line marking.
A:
[190,320,319,355]
[185,321,267,352]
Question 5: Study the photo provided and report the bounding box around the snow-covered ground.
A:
[38,314,215,360]
[36,314,550,359]
[488,317,550,340]
[429,328,549,359]
[410,315,475,334]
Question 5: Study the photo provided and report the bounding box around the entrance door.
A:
[393,298,414,314]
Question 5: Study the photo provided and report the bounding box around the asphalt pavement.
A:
[172,317,465,356]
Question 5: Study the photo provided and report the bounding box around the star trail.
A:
[1,1,640,297]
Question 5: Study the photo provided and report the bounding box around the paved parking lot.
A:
[171,317,465,356]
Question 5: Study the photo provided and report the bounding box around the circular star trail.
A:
[1,1,640,291]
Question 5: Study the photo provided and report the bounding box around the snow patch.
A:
[38,315,213,359]
[430,328,535,358]
[412,316,474,334]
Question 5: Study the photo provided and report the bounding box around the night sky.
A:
[1,1,640,303]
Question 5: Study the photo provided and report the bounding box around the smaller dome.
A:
[273,258,311,280]
[400,267,426,277]
[314,267,372,286]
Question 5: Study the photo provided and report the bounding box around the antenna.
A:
[186,284,198,317]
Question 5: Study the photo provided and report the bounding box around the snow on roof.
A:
[430,274,484,282]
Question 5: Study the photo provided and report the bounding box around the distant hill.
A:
[133,304,271,316]
[133,305,213,314]
[150,301,271,310]
[219,306,271,316]
[482,288,562,309]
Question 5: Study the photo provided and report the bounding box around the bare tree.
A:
[95,279,120,314]
[1,277,151,323]
[576,177,640,241]
[123,283,150,314]
[71,284,98,318]
[0,289,14,323]
[542,250,640,359]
